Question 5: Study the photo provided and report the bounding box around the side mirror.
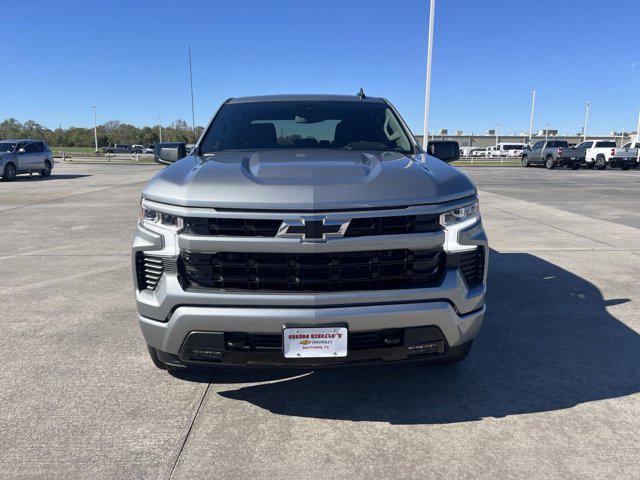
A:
[154,142,187,165]
[426,141,460,163]
[18,148,26,154]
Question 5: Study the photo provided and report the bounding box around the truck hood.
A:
[142,150,476,210]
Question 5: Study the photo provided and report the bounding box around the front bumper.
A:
[133,200,488,368]
[141,302,485,368]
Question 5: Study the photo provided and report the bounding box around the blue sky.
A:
[2,0,639,135]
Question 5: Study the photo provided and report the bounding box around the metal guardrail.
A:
[55,151,154,162]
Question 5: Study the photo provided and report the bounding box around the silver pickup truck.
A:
[521,140,580,169]
[133,94,488,371]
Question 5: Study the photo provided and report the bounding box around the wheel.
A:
[522,156,530,167]
[595,155,607,170]
[586,162,595,169]
[545,155,556,169]
[441,340,473,364]
[40,160,52,177]
[621,162,630,171]
[571,162,580,170]
[1,162,16,181]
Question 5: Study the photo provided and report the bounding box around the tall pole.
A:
[189,46,196,143]
[528,89,536,143]
[422,0,436,150]
[91,106,98,153]
[496,123,500,146]
[636,109,640,143]
[158,116,162,143]
[583,101,591,142]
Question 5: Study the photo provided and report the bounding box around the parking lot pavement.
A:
[462,166,640,229]
[1,163,639,479]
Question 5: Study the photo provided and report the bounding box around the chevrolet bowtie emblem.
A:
[277,217,350,242]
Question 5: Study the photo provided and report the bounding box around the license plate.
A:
[283,326,348,358]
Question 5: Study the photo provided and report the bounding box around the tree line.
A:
[0,118,205,147]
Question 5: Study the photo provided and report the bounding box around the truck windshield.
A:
[596,141,616,148]
[503,145,523,150]
[0,142,17,153]
[199,101,413,154]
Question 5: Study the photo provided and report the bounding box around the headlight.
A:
[440,202,479,227]
[140,203,184,231]
[440,202,480,252]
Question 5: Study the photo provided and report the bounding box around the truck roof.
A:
[227,94,386,104]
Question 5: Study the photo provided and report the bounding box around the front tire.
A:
[545,155,556,169]
[621,162,630,171]
[595,155,607,170]
[40,160,52,177]
[571,162,580,170]
[2,162,16,181]
[522,156,530,167]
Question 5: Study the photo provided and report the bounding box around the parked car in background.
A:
[493,143,527,157]
[469,148,486,158]
[521,140,580,169]
[103,144,133,154]
[132,145,154,154]
[485,146,497,157]
[621,141,640,150]
[460,146,479,157]
[0,139,54,181]
[621,141,640,164]
[573,140,639,170]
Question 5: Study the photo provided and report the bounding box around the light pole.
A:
[636,109,640,143]
[583,101,591,142]
[158,116,162,143]
[91,106,98,153]
[545,123,549,141]
[189,46,196,143]
[422,0,436,149]
[528,89,536,143]
[495,123,500,146]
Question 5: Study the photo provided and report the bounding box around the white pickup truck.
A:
[574,140,639,170]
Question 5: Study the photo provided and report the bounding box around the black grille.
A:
[181,214,440,237]
[136,253,164,290]
[345,214,440,237]
[448,247,485,287]
[179,248,445,292]
[182,217,282,236]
